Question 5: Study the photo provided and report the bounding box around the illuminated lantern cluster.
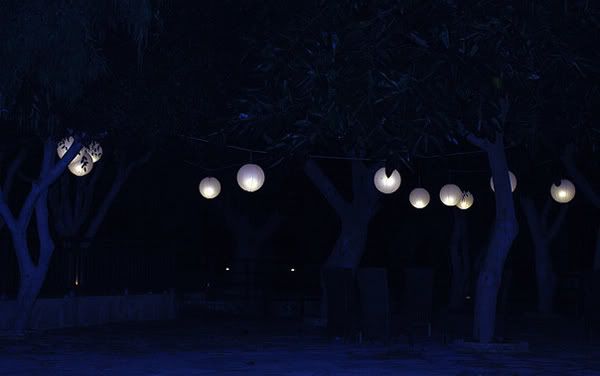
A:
[57,137,103,177]
[198,163,266,199]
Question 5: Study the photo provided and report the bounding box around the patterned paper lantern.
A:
[57,136,75,159]
[490,171,517,193]
[409,188,430,209]
[199,177,221,199]
[456,191,474,210]
[439,184,462,206]
[87,141,103,163]
[237,164,265,192]
[68,150,94,176]
[373,168,401,194]
[550,179,576,204]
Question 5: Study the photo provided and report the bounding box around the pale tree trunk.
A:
[562,145,600,270]
[304,159,378,319]
[521,197,568,314]
[594,224,600,271]
[449,209,469,310]
[466,131,518,343]
[0,138,81,333]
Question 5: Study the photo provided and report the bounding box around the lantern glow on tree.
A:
[237,163,265,192]
[456,191,474,210]
[373,168,401,194]
[439,184,462,206]
[490,171,518,192]
[409,188,430,209]
[199,177,221,199]
[550,179,576,203]
[68,150,94,176]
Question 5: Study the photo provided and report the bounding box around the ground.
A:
[0,317,598,375]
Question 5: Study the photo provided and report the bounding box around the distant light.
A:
[68,150,94,176]
[237,164,265,192]
[490,171,517,193]
[465,295,471,300]
[373,168,401,194]
[409,188,430,209]
[199,177,221,199]
[75,280,79,286]
[290,268,295,272]
[225,267,230,271]
[439,184,462,206]
[456,191,474,210]
[550,179,575,203]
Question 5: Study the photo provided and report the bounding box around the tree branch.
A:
[547,204,569,242]
[304,159,348,216]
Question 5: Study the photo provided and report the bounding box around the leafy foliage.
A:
[232,0,600,163]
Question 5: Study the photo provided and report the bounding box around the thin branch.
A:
[547,204,569,242]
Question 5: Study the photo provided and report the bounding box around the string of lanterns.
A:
[57,137,103,176]
[197,164,576,207]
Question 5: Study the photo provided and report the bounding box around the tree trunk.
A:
[326,217,369,270]
[594,224,600,271]
[449,210,469,310]
[521,198,555,314]
[472,137,518,343]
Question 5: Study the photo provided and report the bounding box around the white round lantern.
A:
[490,171,517,193]
[87,141,103,163]
[68,150,94,177]
[199,177,221,199]
[439,184,462,206]
[237,163,265,192]
[57,136,74,159]
[550,179,576,204]
[456,191,474,210]
[373,168,401,194]
[409,188,430,209]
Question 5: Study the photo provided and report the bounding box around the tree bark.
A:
[449,209,469,310]
[594,224,600,271]
[0,138,80,333]
[467,133,518,343]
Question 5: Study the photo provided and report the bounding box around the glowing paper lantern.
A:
[68,150,94,176]
[409,188,430,209]
[57,136,75,159]
[87,141,103,163]
[456,191,474,210]
[199,177,221,199]
[490,171,517,193]
[374,168,401,194]
[439,184,462,206]
[237,163,265,192]
[550,179,576,204]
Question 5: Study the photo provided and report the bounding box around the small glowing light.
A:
[439,184,462,206]
[75,280,79,286]
[225,267,230,271]
[87,141,103,163]
[290,268,295,272]
[373,168,401,194]
[456,191,474,210]
[199,177,221,199]
[465,295,471,300]
[490,171,517,193]
[68,150,94,176]
[550,179,576,203]
[409,188,430,209]
[237,164,265,192]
